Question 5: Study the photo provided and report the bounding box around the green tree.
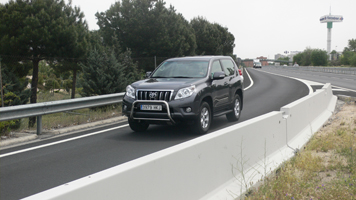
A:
[292,48,314,66]
[80,49,122,96]
[329,50,341,66]
[292,48,328,66]
[330,50,337,61]
[0,61,31,106]
[0,0,89,126]
[191,17,235,56]
[96,0,196,71]
[310,49,328,66]
[348,39,356,52]
[215,24,235,55]
[293,53,303,65]
[277,57,290,62]
[117,48,143,85]
[148,2,196,57]
[340,50,355,66]
[88,30,106,53]
[49,6,89,99]
[80,48,141,97]
[350,53,356,67]
[340,39,356,66]
[0,59,31,134]
[301,48,313,66]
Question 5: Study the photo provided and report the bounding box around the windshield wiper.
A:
[151,76,168,78]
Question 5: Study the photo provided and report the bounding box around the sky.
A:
[1,0,355,59]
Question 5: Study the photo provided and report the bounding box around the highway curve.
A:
[0,68,309,200]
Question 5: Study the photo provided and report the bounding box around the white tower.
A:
[320,8,343,59]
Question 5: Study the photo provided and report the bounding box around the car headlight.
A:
[175,85,195,100]
[126,85,135,99]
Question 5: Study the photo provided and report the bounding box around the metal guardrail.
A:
[0,93,125,134]
[270,66,356,75]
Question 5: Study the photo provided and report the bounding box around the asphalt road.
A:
[260,66,356,97]
[0,68,310,200]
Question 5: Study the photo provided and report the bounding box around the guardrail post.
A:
[37,115,42,135]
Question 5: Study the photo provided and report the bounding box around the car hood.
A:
[131,78,204,90]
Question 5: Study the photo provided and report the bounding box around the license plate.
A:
[140,105,162,111]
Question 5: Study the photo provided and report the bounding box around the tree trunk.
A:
[29,59,40,127]
[71,69,77,99]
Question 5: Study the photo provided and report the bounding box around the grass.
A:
[3,90,122,135]
[243,103,356,200]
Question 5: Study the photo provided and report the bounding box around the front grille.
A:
[137,90,173,101]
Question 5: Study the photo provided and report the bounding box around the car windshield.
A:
[151,61,209,78]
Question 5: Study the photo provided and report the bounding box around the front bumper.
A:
[122,96,199,124]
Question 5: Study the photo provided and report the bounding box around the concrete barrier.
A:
[23,84,337,200]
[281,83,337,151]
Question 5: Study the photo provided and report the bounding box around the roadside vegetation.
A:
[293,39,356,67]
[242,101,356,200]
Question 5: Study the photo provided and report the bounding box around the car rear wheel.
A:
[226,94,241,122]
[128,119,149,132]
[194,102,211,134]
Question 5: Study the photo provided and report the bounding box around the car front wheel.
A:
[194,102,211,134]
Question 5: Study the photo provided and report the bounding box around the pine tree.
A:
[0,62,31,106]
[0,0,88,126]
[96,0,196,71]
[0,60,31,134]
[80,47,142,97]
[81,49,121,96]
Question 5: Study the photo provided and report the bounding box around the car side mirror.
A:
[145,71,152,78]
[211,71,225,80]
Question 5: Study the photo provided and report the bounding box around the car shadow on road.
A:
[110,116,244,143]
[109,124,199,143]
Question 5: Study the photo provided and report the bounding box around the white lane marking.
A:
[298,79,324,86]
[0,124,129,158]
[243,68,254,91]
[332,88,347,91]
[332,85,356,93]
[253,68,313,95]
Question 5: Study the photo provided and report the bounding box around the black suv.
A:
[122,56,244,134]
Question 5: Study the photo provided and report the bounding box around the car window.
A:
[211,61,223,74]
[220,59,235,76]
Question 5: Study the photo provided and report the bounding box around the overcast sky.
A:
[1,0,355,59]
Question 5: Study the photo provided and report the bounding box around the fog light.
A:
[186,107,192,113]
[123,105,127,111]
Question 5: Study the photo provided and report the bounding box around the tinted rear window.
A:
[221,59,235,76]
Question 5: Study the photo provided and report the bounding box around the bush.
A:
[0,120,19,136]
[350,53,356,67]
[311,49,328,66]
[293,48,327,66]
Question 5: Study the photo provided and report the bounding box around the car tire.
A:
[226,94,241,122]
[193,102,211,135]
[128,119,149,132]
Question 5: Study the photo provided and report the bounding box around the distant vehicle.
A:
[293,64,299,67]
[253,59,262,68]
[283,64,287,66]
